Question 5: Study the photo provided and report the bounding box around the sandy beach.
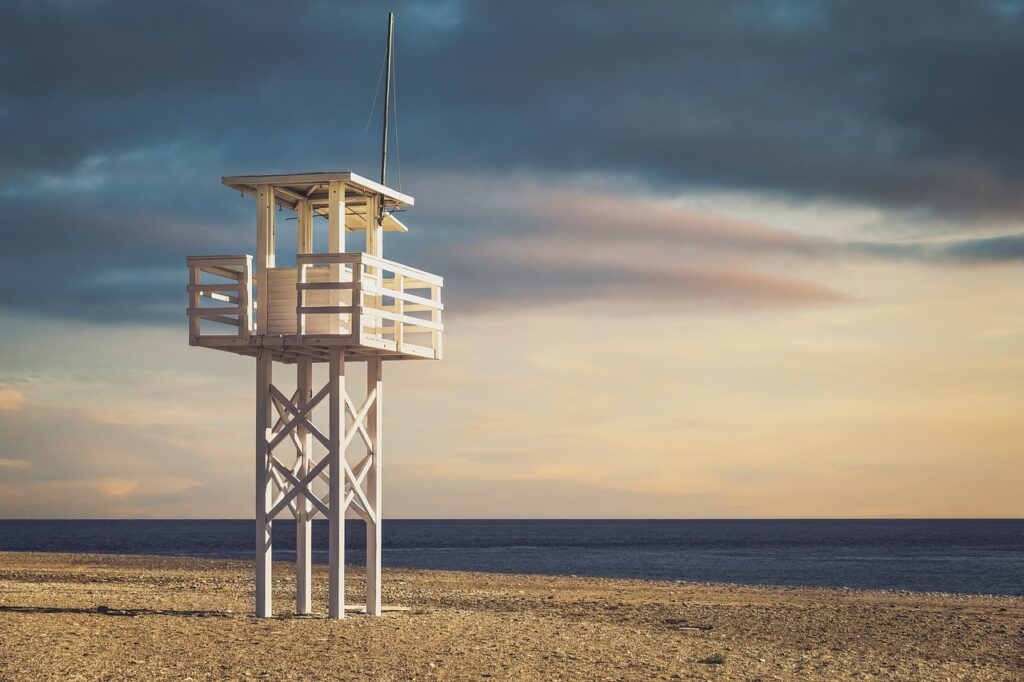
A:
[0,552,1019,680]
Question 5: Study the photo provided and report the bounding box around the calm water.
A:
[0,519,1020,595]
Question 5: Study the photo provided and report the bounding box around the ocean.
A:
[0,519,1019,596]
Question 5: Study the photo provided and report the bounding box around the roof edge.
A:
[221,171,414,206]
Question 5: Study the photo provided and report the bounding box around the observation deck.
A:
[186,172,443,363]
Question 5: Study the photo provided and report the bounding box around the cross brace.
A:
[255,349,383,618]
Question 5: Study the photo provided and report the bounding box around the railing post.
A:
[431,283,443,359]
[352,258,363,344]
[297,257,306,336]
[188,262,200,344]
[394,273,404,350]
[361,254,383,342]
[240,255,253,338]
[256,186,275,336]
[328,181,345,335]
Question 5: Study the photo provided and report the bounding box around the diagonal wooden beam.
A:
[342,388,376,451]
[306,454,373,522]
[267,455,298,518]
[269,482,296,519]
[271,383,328,423]
[271,391,306,456]
[269,454,331,520]
[343,453,373,510]
[268,384,330,452]
[268,457,288,493]
[344,459,375,524]
[272,383,329,417]
[268,408,329,454]
[270,389,300,434]
[349,495,372,523]
[306,490,334,521]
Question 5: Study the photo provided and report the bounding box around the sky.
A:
[0,0,1021,518]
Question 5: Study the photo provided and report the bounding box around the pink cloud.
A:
[440,186,842,312]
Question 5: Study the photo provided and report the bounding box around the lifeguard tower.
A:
[184,15,442,619]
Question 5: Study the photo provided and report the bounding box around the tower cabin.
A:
[188,172,441,362]
[186,171,443,619]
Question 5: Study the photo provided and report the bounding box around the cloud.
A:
[0,387,25,411]
[0,389,247,517]
[6,1,1024,215]
[449,259,844,314]
[426,182,842,310]
[930,234,1024,263]
[1,269,1022,518]
[2,1,1024,325]
[99,478,138,497]
[849,232,1024,264]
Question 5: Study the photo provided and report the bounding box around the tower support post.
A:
[295,358,313,615]
[365,357,383,615]
[328,349,346,618]
[255,349,273,618]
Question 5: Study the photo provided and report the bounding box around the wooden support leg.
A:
[255,349,273,618]
[328,349,345,619]
[366,358,383,616]
[295,358,312,615]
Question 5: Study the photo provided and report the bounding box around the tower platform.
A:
[186,172,443,365]
[187,251,443,364]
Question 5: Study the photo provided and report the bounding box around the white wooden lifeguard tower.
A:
[185,15,442,618]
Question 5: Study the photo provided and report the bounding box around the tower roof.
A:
[222,171,414,232]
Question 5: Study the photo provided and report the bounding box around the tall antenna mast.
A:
[380,12,395,187]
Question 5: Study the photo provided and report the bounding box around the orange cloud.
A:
[100,478,139,497]
[0,386,25,411]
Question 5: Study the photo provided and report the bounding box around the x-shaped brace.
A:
[262,383,378,523]
[269,452,331,520]
[268,384,330,453]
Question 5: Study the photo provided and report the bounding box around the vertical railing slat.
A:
[297,259,306,335]
[188,262,200,344]
[431,283,442,359]
[241,255,253,337]
[395,273,404,350]
[352,258,363,344]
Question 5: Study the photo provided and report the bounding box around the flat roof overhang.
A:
[222,171,414,232]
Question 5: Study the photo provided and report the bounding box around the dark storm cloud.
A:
[938,234,1024,262]
[2,0,1023,321]
[851,233,1024,264]
[6,0,1024,207]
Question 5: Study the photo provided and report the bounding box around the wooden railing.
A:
[297,252,444,359]
[186,255,253,342]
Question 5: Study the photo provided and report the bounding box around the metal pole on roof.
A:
[380,12,394,188]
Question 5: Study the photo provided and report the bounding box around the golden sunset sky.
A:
[0,2,1022,518]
